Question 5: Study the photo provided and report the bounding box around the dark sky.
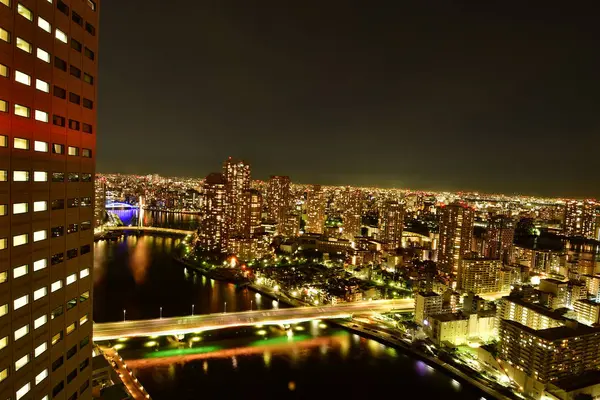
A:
[98,1,599,197]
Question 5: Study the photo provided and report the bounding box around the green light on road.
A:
[144,345,222,358]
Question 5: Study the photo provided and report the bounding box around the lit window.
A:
[0,63,7,77]
[87,0,96,11]
[15,70,31,85]
[13,264,28,278]
[68,146,79,156]
[34,141,49,152]
[14,104,30,118]
[0,271,6,282]
[17,4,32,21]
[0,170,5,181]
[35,110,49,122]
[35,342,48,358]
[34,171,48,182]
[0,238,7,250]
[33,259,47,271]
[0,100,7,112]
[1,0,10,7]
[13,203,28,214]
[34,314,47,329]
[15,354,30,371]
[51,280,62,292]
[66,273,76,285]
[16,37,32,53]
[38,17,51,33]
[79,314,88,326]
[33,230,47,242]
[34,287,47,300]
[0,337,7,351]
[51,331,62,345]
[0,204,5,216]
[79,268,90,279]
[13,233,28,247]
[13,171,29,181]
[34,201,47,212]
[14,294,29,310]
[35,369,48,385]
[16,382,30,400]
[14,137,29,149]
[55,28,67,43]
[0,27,10,43]
[0,303,7,317]
[36,79,49,93]
[37,48,50,63]
[66,322,76,335]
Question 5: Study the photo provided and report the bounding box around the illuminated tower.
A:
[380,200,403,250]
[240,189,262,237]
[305,185,325,234]
[564,200,597,239]
[0,1,99,399]
[200,173,227,251]
[438,202,474,273]
[486,215,514,263]
[341,188,362,240]
[222,157,250,236]
[94,176,106,230]
[266,175,290,228]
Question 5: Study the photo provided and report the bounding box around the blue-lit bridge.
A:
[92,299,413,341]
[105,226,194,235]
[105,201,139,209]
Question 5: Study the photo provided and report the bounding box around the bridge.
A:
[93,299,413,341]
[105,201,139,209]
[105,226,195,235]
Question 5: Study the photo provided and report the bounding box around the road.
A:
[93,299,413,341]
[100,345,151,399]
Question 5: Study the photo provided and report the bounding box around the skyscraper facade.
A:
[485,215,514,263]
[341,188,362,241]
[266,175,290,228]
[240,189,262,237]
[199,173,227,251]
[305,184,325,234]
[223,157,250,236]
[0,1,99,399]
[379,200,403,250]
[563,199,597,239]
[438,202,474,273]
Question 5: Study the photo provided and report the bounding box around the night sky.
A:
[98,1,599,197]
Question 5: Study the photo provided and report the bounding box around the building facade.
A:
[563,200,597,239]
[240,189,262,237]
[379,200,403,251]
[223,157,250,236]
[0,1,99,399]
[438,202,474,273]
[414,291,442,326]
[497,296,565,331]
[458,258,503,295]
[199,173,227,251]
[305,184,325,234]
[266,175,290,228]
[341,187,362,241]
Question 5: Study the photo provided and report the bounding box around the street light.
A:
[192,304,195,316]
[123,309,126,322]
[160,307,163,319]
[224,302,227,314]
[250,300,253,311]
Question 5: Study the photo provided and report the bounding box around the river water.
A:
[94,211,486,399]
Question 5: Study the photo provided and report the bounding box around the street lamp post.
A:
[123,309,126,322]
[224,302,227,314]
[192,304,195,316]
[250,300,253,311]
[160,306,163,319]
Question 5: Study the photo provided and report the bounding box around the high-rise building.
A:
[223,157,250,235]
[340,187,362,241]
[438,202,474,273]
[94,176,106,229]
[458,258,502,295]
[564,200,597,239]
[485,215,515,263]
[280,211,300,237]
[240,189,262,237]
[266,175,290,227]
[379,200,403,250]
[305,185,325,234]
[414,291,443,326]
[573,299,600,326]
[0,1,99,399]
[199,173,227,251]
[497,296,565,330]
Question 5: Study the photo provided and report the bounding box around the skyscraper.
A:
[199,173,227,251]
[305,184,325,234]
[240,189,262,237]
[563,199,597,239]
[438,202,474,273]
[379,200,403,250]
[94,176,105,229]
[266,175,290,228]
[223,157,250,236]
[0,1,99,399]
[341,188,362,241]
[457,258,502,294]
[485,215,515,263]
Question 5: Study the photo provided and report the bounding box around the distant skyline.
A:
[98,1,599,198]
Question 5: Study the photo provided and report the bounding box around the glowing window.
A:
[14,104,30,118]
[51,280,62,292]
[13,234,28,247]
[34,314,47,329]
[13,203,28,214]
[0,368,7,384]
[0,27,10,43]
[55,28,67,43]
[68,146,79,156]
[33,230,47,242]
[0,337,7,351]
[66,322,76,335]
[34,201,47,211]
[34,171,48,182]
[79,268,89,279]
[35,368,48,385]
[16,382,30,400]
[16,37,32,53]
[34,287,47,300]
[66,273,76,285]
[14,294,29,310]
[13,264,28,278]
[79,314,88,326]
[0,303,7,317]
[35,110,49,122]
[38,17,51,33]
[17,4,32,21]
[35,342,48,357]
[34,140,49,152]
[33,259,47,271]
[36,79,50,93]
[15,70,31,85]
[0,63,7,77]
[15,354,30,371]
[14,137,29,149]
[37,48,50,63]
[13,171,29,181]
[0,100,7,112]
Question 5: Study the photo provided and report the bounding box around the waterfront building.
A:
[266,175,290,229]
[414,291,442,326]
[438,202,474,273]
[429,310,496,346]
[305,185,325,234]
[223,157,251,236]
[379,200,404,251]
[457,258,503,295]
[199,173,227,251]
[0,1,100,399]
[497,296,565,330]
[563,199,597,239]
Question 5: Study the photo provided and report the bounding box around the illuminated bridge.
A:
[105,201,139,209]
[93,299,413,341]
[105,226,194,235]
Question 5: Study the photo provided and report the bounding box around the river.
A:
[93,211,486,399]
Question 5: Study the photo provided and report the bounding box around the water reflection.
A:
[110,210,200,230]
